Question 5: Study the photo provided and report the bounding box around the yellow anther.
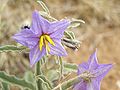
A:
[44,35,55,46]
[39,34,55,53]
[39,35,44,51]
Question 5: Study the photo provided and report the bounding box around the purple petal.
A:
[12,29,39,48]
[49,39,67,56]
[31,10,50,36]
[73,78,100,90]
[73,80,87,90]
[49,20,70,39]
[78,64,88,74]
[88,50,99,70]
[86,79,100,90]
[29,45,46,66]
[92,64,112,80]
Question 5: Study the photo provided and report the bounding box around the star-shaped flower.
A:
[13,10,70,66]
[73,50,112,90]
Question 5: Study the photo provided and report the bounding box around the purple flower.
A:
[13,10,70,66]
[74,50,112,90]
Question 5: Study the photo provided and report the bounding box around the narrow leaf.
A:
[68,23,80,28]
[37,75,53,90]
[0,71,35,90]
[68,18,85,28]
[62,38,81,51]
[37,0,50,15]
[64,31,74,40]
[0,45,26,52]
[64,31,75,39]
[64,63,78,72]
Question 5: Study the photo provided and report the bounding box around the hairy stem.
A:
[59,56,63,80]
[53,74,83,90]
[36,61,43,90]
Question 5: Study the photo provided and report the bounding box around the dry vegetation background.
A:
[0,0,120,90]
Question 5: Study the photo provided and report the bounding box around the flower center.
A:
[39,34,55,53]
[81,71,95,83]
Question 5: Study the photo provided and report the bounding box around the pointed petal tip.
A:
[32,10,46,20]
[11,35,19,42]
[93,48,98,57]
[87,49,99,70]
[11,35,15,40]
[63,19,71,25]
[12,35,19,41]
[12,33,17,39]
[29,57,39,68]
[30,59,35,67]
[30,63,34,68]
[63,50,68,56]
[32,10,39,19]
[103,64,113,72]
[93,63,113,78]
[61,50,68,56]
[58,19,70,27]
[107,64,113,69]
[32,10,39,15]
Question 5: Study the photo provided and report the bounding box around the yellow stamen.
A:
[39,34,55,53]
[39,35,44,51]
[45,40,50,52]
[44,35,55,46]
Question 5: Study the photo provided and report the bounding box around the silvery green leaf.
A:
[64,62,78,72]
[24,71,35,83]
[64,31,74,39]
[37,75,53,90]
[46,70,59,82]
[68,18,85,28]
[37,0,50,15]
[68,23,80,28]
[64,31,75,39]
[62,38,81,51]
[0,71,35,90]
[0,45,26,52]
[1,82,9,90]
[71,18,85,24]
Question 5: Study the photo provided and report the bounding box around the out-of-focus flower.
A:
[13,10,70,66]
[74,50,112,90]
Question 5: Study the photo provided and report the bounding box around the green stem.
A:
[53,74,83,90]
[59,57,63,79]
[36,61,43,90]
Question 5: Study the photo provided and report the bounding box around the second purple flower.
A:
[13,10,70,66]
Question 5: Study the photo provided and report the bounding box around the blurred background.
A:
[0,0,120,90]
